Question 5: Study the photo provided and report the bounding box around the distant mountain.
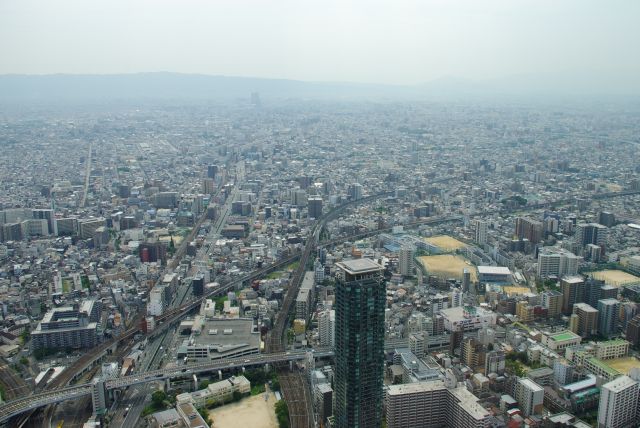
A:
[0,72,637,104]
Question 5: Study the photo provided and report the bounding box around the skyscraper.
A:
[308,196,323,219]
[334,259,385,428]
[597,375,639,428]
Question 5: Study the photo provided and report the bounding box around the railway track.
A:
[278,370,312,428]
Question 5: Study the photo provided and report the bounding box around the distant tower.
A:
[250,92,261,106]
[334,259,385,428]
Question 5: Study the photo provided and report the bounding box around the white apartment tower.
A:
[597,375,639,428]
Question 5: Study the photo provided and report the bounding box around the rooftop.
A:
[602,374,637,393]
[335,258,383,275]
[477,266,511,275]
[550,331,581,342]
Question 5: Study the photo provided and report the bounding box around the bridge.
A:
[0,349,334,423]
[0,338,413,422]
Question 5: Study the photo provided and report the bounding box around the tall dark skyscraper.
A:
[334,259,385,428]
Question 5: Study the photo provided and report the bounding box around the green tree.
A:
[152,390,167,407]
[275,400,290,428]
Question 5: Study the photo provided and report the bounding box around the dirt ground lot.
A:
[417,255,478,282]
[502,286,532,296]
[590,270,640,287]
[423,235,467,252]
[209,391,278,428]
[607,357,640,375]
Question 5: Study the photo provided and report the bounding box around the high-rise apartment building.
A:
[514,378,544,417]
[334,259,385,428]
[537,249,580,278]
[597,375,639,428]
[385,377,492,428]
[318,309,335,348]
[541,289,563,318]
[398,246,414,276]
[561,276,585,314]
[515,217,543,244]
[473,220,488,245]
[598,298,620,337]
[572,303,599,339]
[626,315,640,349]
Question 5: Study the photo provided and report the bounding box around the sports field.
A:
[607,357,640,375]
[590,270,640,287]
[423,235,467,252]
[417,255,477,281]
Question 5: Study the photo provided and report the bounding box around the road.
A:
[80,143,92,208]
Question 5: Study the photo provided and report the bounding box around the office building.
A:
[473,219,487,245]
[334,259,385,428]
[202,178,215,195]
[598,211,616,228]
[32,209,55,235]
[207,164,218,179]
[514,378,544,417]
[597,375,639,428]
[537,249,580,278]
[598,298,620,337]
[308,196,323,219]
[575,222,608,253]
[139,241,167,264]
[315,383,333,425]
[572,303,599,339]
[78,218,106,240]
[561,276,585,314]
[347,183,363,201]
[398,246,414,276]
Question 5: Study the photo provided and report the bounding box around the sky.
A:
[1,0,639,86]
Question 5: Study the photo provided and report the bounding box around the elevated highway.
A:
[0,349,334,422]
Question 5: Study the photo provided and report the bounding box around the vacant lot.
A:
[417,255,477,282]
[423,235,467,252]
[209,391,278,428]
[590,270,640,287]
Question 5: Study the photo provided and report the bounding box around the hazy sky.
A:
[1,0,639,85]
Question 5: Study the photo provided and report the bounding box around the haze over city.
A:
[1,2,640,428]
[1,0,639,95]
